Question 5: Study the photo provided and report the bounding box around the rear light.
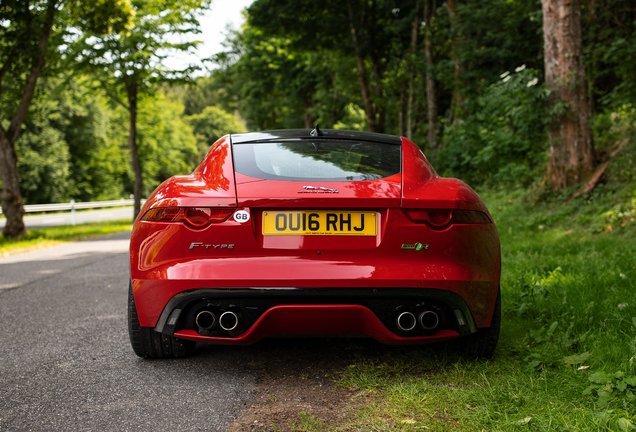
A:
[141,207,234,229]
[403,209,491,230]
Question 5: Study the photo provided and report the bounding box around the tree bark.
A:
[0,132,25,238]
[542,0,595,189]
[125,81,144,220]
[303,99,312,129]
[399,81,407,136]
[0,0,58,238]
[424,0,438,148]
[346,0,378,133]
[447,0,464,119]
[406,0,421,140]
[369,52,385,133]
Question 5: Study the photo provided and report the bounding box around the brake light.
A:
[141,207,234,229]
[403,209,491,230]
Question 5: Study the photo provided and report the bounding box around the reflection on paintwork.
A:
[166,258,376,281]
[198,138,231,191]
[138,224,180,271]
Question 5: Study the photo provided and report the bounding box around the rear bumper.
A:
[149,287,483,346]
[173,305,460,346]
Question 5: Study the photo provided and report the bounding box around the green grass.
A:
[335,184,636,431]
[0,219,133,256]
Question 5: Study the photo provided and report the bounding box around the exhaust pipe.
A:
[219,311,240,331]
[396,311,417,332]
[419,311,439,330]
[195,310,217,330]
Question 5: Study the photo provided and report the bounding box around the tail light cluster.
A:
[403,209,491,231]
[142,207,235,229]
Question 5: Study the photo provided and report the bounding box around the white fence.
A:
[0,199,137,214]
[0,199,142,226]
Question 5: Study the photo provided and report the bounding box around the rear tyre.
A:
[128,282,195,359]
[448,289,501,359]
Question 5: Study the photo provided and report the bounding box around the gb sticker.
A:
[233,209,250,223]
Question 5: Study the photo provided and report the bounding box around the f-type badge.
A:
[401,243,429,251]
[298,186,339,194]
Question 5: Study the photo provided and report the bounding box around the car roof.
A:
[230,129,402,146]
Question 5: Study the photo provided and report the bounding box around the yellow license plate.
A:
[262,211,377,236]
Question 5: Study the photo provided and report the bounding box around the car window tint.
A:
[232,140,401,181]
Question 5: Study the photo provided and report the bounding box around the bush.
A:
[434,67,550,187]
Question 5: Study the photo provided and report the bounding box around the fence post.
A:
[70,200,76,226]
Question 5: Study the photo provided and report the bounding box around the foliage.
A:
[436,0,544,106]
[0,0,134,238]
[136,91,200,194]
[71,0,210,92]
[187,105,246,156]
[12,75,130,204]
[15,84,72,204]
[434,67,550,186]
[9,75,207,204]
[582,0,636,108]
[584,371,636,407]
[333,103,367,132]
[591,104,636,186]
[210,22,348,131]
[0,0,133,112]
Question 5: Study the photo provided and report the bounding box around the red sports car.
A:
[128,128,501,359]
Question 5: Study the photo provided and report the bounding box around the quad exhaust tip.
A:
[396,312,417,332]
[195,310,217,330]
[419,311,439,330]
[219,311,240,331]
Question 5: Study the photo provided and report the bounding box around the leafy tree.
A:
[188,105,246,156]
[435,68,550,186]
[72,0,210,219]
[136,91,200,193]
[59,76,130,202]
[248,0,415,133]
[211,21,350,131]
[0,0,133,238]
[582,0,636,110]
[16,82,72,204]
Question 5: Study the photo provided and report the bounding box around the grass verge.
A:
[0,219,133,257]
[333,185,636,431]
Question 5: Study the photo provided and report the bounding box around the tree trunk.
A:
[369,53,385,133]
[424,0,438,148]
[0,0,58,238]
[0,132,25,238]
[447,0,464,119]
[399,81,407,136]
[406,0,421,140]
[303,99,312,129]
[126,81,144,220]
[542,0,595,189]
[346,0,378,133]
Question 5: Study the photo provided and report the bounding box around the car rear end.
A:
[129,129,500,355]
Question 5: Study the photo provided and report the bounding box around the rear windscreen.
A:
[232,140,401,182]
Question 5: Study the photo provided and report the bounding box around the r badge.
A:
[401,243,429,251]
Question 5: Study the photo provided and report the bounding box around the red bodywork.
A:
[130,133,500,345]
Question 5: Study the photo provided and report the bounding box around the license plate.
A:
[262,211,377,236]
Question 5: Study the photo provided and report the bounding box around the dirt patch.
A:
[226,338,380,431]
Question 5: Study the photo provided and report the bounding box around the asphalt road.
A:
[0,207,134,229]
[0,232,256,431]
